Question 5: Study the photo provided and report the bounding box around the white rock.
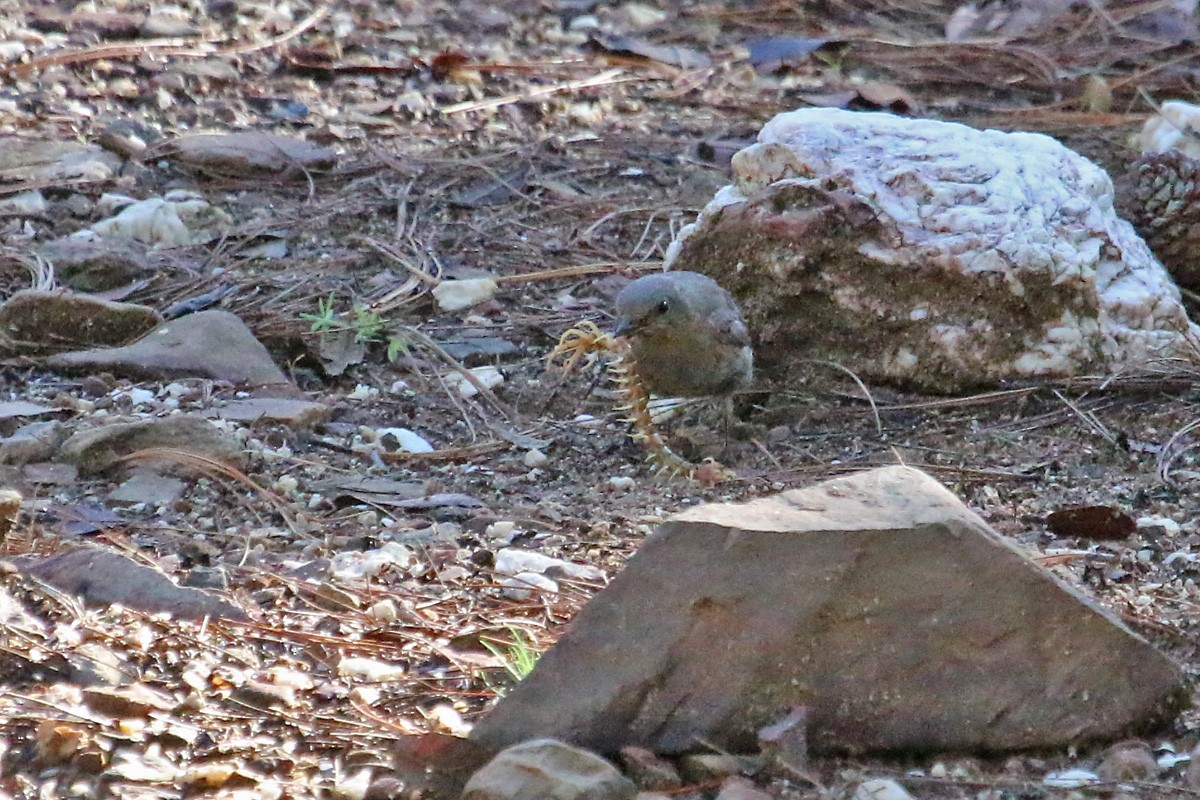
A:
[432,278,498,312]
[1135,100,1200,159]
[330,542,417,580]
[1043,769,1100,788]
[485,521,518,540]
[367,598,400,622]
[608,476,635,491]
[329,769,371,800]
[375,427,434,453]
[523,449,548,468]
[346,384,378,401]
[1137,515,1181,537]
[666,108,1200,388]
[501,572,559,600]
[494,548,605,582]
[853,778,915,800]
[454,365,504,398]
[85,194,233,247]
[337,656,406,682]
[0,190,45,215]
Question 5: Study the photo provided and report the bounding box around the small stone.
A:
[337,657,406,683]
[715,776,773,800]
[109,469,186,506]
[1136,515,1181,539]
[853,778,914,800]
[500,572,558,600]
[608,476,635,491]
[493,549,604,582]
[523,449,548,468]
[619,746,681,791]
[462,739,636,800]
[485,521,517,541]
[1098,740,1159,781]
[375,428,434,454]
[678,754,744,783]
[432,278,498,312]
[1043,769,1100,788]
[455,365,504,398]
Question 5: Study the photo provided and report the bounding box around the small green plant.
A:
[301,295,409,361]
[481,628,540,696]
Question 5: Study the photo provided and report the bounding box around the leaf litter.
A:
[3,0,1200,796]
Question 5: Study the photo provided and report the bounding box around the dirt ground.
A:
[3,0,1200,797]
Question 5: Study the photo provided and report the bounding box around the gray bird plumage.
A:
[614,271,753,398]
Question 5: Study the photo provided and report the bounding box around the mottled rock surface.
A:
[59,414,246,475]
[462,739,636,800]
[471,466,1185,755]
[664,108,1199,391]
[0,289,161,355]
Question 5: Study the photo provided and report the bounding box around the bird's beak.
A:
[613,318,633,337]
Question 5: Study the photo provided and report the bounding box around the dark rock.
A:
[37,237,154,292]
[470,466,1186,755]
[59,415,246,476]
[0,289,161,356]
[462,739,636,800]
[47,310,288,386]
[11,546,246,620]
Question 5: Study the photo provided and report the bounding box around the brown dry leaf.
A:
[1046,505,1136,541]
[586,33,711,70]
[154,132,338,177]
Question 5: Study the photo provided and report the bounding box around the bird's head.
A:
[614,273,694,338]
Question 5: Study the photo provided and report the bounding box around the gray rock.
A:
[0,420,64,465]
[59,415,246,476]
[852,779,914,800]
[462,739,636,800]
[714,777,773,800]
[199,396,330,427]
[37,236,153,292]
[108,468,186,505]
[0,289,161,356]
[11,546,246,620]
[47,309,288,386]
[470,466,1185,755]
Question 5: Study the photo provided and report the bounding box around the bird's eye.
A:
[656,299,670,314]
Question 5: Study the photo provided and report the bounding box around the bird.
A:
[613,270,753,399]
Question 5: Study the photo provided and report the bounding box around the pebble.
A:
[609,476,636,491]
[500,572,558,600]
[1043,769,1099,788]
[523,449,548,468]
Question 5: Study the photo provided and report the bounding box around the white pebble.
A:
[432,278,497,312]
[523,449,548,468]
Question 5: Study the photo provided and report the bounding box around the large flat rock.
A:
[471,466,1186,755]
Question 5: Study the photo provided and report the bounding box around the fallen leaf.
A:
[1046,505,1136,540]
